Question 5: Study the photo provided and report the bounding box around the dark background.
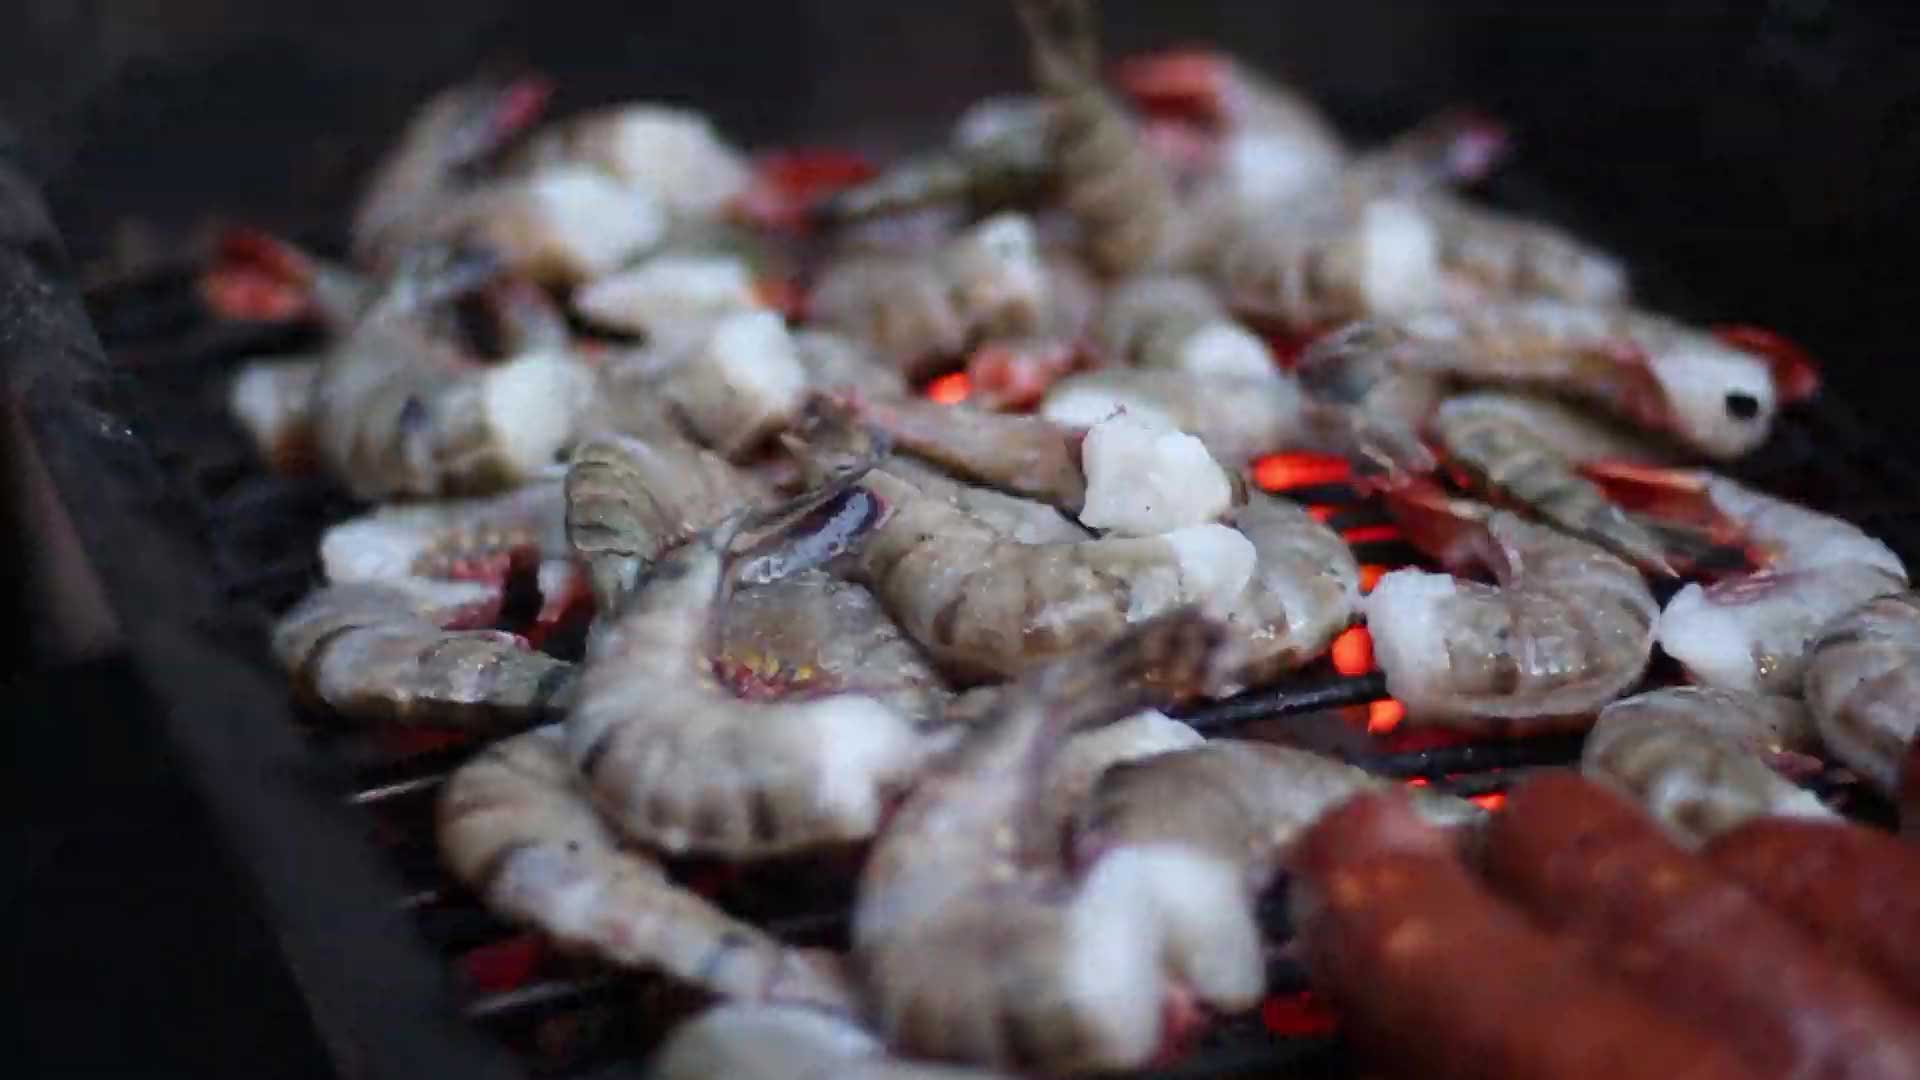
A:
[6,1,1919,1075]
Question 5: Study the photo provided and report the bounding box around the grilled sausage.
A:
[1703,817,1920,1007]
[1289,791,1758,1080]
[1483,773,1920,1080]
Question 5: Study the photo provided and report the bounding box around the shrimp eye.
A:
[1724,392,1761,420]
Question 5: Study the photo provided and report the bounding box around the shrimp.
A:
[878,456,1091,545]
[571,252,763,341]
[437,728,853,1012]
[564,434,766,613]
[818,95,1055,224]
[649,1004,1011,1080]
[310,256,595,500]
[1414,193,1628,305]
[854,612,1250,1073]
[1804,592,1920,798]
[809,212,1051,378]
[1041,366,1433,477]
[1031,709,1205,850]
[1095,273,1278,380]
[1431,393,1676,576]
[1582,686,1834,847]
[351,74,554,263]
[841,392,1090,513]
[272,581,575,731]
[1365,491,1658,730]
[826,399,1343,685]
[1375,299,1784,459]
[568,505,938,858]
[836,463,1255,683]
[1206,188,1445,329]
[1641,471,1909,693]
[321,480,569,585]
[517,103,752,219]
[1076,741,1478,920]
[1012,0,1186,275]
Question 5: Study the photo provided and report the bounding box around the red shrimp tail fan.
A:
[200,226,319,323]
[1712,323,1821,404]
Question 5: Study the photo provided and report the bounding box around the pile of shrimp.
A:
[217,1,1920,1075]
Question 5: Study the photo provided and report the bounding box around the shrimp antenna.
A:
[1013,0,1102,85]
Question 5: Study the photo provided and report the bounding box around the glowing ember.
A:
[1260,991,1338,1037]
[923,371,972,405]
[1468,792,1509,811]
[1330,626,1373,676]
[1367,699,1407,734]
[1340,524,1401,545]
[1403,777,1431,787]
[1358,564,1388,593]
[376,726,472,758]
[1306,504,1339,523]
[461,933,548,993]
[1253,452,1350,492]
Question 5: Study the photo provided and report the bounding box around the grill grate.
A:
[49,186,1920,1075]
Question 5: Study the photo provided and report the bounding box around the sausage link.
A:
[1484,773,1920,1080]
[1290,791,1757,1080]
[1704,817,1920,1007]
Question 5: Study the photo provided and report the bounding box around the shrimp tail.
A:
[1028,607,1226,739]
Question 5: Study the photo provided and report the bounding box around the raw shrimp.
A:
[351,74,553,263]
[517,102,752,218]
[854,613,1253,1073]
[564,434,766,613]
[1041,366,1433,476]
[438,727,853,1011]
[1583,686,1834,847]
[837,463,1255,682]
[1031,709,1205,850]
[1377,299,1785,459]
[568,507,938,858]
[321,479,569,586]
[1804,592,1920,797]
[1365,494,1659,730]
[1649,471,1908,693]
[809,212,1051,378]
[649,1004,1011,1080]
[878,456,1091,545]
[1095,273,1278,380]
[1013,0,1186,275]
[1076,742,1478,968]
[1432,393,1675,575]
[272,581,575,731]
[819,95,1055,224]
[1217,493,1362,688]
[1414,193,1628,305]
[1206,187,1445,329]
[844,392,1089,513]
[310,256,594,499]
